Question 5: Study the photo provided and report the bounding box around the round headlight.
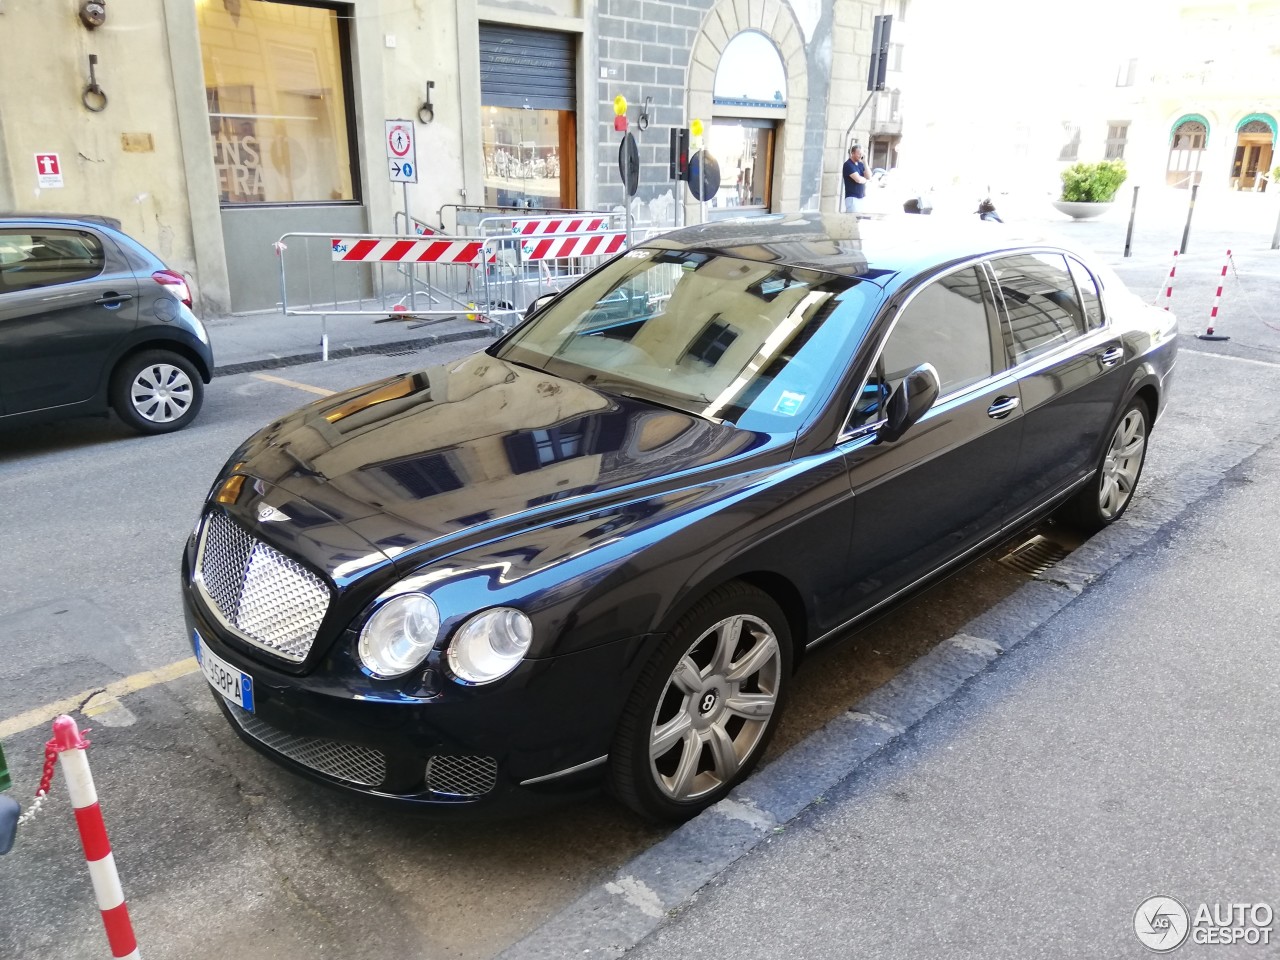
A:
[357,593,441,678]
[446,608,533,685]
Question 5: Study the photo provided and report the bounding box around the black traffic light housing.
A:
[670,127,691,181]
[867,15,892,92]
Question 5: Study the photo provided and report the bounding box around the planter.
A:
[1052,200,1113,220]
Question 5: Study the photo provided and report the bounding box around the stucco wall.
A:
[0,0,199,284]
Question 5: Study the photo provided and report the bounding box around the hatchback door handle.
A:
[1099,346,1124,367]
[94,292,134,306]
[987,395,1020,419]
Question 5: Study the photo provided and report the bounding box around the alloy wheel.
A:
[131,363,195,424]
[1099,408,1147,520]
[648,614,782,802]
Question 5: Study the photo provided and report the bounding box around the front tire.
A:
[110,350,204,435]
[1059,397,1150,533]
[609,582,793,822]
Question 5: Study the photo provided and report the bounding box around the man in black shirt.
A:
[842,145,868,214]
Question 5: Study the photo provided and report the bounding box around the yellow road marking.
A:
[0,658,200,741]
[251,372,336,397]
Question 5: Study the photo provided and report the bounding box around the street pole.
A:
[1271,197,1280,250]
[1123,185,1139,258]
[403,181,415,312]
[1179,183,1198,254]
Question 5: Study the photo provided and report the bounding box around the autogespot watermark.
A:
[1134,896,1274,952]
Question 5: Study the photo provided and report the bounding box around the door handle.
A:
[1099,346,1124,367]
[987,395,1020,419]
[94,292,134,306]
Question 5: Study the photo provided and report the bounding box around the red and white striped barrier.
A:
[1160,249,1178,310]
[330,237,484,264]
[513,217,609,236]
[52,715,140,960]
[1199,249,1232,341]
[520,232,627,261]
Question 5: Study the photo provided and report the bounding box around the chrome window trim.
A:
[838,246,1117,444]
[806,470,1095,649]
[837,253,1009,443]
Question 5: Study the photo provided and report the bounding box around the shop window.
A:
[707,120,775,214]
[482,106,576,209]
[198,0,357,205]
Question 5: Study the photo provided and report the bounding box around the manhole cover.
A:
[996,534,1071,577]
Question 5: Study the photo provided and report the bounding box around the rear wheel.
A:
[109,350,204,435]
[609,582,792,822]
[1058,397,1150,533]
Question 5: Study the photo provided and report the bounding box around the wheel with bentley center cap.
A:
[609,581,792,822]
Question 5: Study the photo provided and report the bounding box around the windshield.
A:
[494,248,878,432]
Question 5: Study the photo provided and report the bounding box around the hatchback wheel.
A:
[110,350,204,434]
[609,582,792,822]
[1060,398,1150,533]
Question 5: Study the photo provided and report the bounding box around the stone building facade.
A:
[0,0,879,315]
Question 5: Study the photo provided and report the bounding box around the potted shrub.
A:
[1052,159,1128,220]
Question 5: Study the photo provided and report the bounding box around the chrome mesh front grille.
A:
[425,755,498,797]
[228,704,387,787]
[196,511,330,663]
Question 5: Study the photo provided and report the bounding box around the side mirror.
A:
[524,293,557,320]
[877,362,940,443]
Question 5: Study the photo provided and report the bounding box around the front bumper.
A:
[183,589,657,814]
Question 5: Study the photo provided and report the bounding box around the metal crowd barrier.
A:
[437,204,620,236]
[275,222,630,352]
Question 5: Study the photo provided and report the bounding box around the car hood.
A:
[230,353,778,574]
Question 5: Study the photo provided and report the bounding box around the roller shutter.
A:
[479,25,576,111]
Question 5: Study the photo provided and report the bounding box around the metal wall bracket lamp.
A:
[83,54,107,112]
[419,81,435,124]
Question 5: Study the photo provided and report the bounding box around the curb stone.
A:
[212,327,494,378]
[497,430,1280,960]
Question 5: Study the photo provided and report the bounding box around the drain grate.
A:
[997,534,1071,577]
[382,349,418,358]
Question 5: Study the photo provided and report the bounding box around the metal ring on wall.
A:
[82,86,108,112]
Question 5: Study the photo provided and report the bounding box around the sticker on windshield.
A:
[774,390,806,416]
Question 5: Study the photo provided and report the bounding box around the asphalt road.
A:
[0,338,1029,959]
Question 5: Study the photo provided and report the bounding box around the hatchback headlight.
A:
[357,593,441,678]
[446,608,533,685]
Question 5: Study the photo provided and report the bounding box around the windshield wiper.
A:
[581,376,717,421]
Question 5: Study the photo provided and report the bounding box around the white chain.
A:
[16,789,48,826]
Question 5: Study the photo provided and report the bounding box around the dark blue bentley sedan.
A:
[182,213,1176,821]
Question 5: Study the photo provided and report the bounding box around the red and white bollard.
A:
[1199,249,1232,341]
[1158,249,1178,310]
[52,715,141,959]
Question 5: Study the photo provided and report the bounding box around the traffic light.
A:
[670,127,690,181]
[867,15,892,92]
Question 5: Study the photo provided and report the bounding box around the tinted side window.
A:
[0,230,105,294]
[881,267,996,394]
[989,253,1086,365]
[1067,257,1104,330]
[850,267,998,429]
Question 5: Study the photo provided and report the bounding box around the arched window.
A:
[709,32,787,218]
[1167,117,1207,188]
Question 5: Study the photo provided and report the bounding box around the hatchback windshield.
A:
[495,248,877,432]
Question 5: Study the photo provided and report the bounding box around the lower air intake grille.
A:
[228,704,386,787]
[425,755,498,797]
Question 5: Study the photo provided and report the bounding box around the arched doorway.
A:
[1166,115,1208,188]
[708,30,787,218]
[1231,114,1276,191]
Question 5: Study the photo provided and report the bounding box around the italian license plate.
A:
[194,630,255,712]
